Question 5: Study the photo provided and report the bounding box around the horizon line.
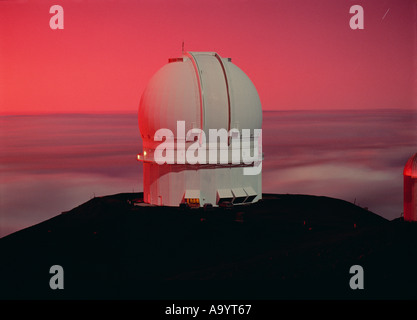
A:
[1,107,414,117]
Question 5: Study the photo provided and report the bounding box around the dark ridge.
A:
[0,193,416,300]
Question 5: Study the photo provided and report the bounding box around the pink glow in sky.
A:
[0,0,416,114]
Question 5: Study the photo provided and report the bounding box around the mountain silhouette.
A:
[1,193,416,299]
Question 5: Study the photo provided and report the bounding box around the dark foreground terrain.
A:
[1,193,416,300]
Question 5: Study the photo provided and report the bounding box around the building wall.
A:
[143,163,261,207]
[404,175,417,221]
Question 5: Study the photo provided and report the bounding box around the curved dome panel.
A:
[139,59,201,147]
[187,52,230,132]
[225,62,262,131]
[404,153,417,178]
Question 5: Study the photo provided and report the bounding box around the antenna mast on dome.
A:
[182,40,185,54]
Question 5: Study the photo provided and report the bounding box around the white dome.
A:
[137,52,263,207]
[139,51,262,148]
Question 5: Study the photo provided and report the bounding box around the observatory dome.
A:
[137,51,263,207]
[138,51,262,148]
[404,153,417,178]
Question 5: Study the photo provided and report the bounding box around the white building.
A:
[404,153,417,221]
[138,52,262,207]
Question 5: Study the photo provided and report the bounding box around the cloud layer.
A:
[1,110,416,237]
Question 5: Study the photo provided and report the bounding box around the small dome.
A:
[138,51,262,148]
[404,153,417,178]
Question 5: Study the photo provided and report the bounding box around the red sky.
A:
[0,0,416,114]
